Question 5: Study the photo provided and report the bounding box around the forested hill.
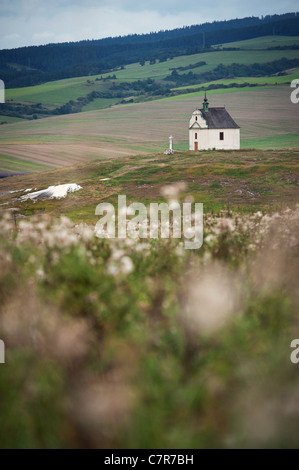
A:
[1,12,299,88]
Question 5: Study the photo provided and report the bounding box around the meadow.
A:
[0,145,299,449]
[0,147,298,221]
[0,175,299,448]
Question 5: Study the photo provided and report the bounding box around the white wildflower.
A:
[120,256,134,275]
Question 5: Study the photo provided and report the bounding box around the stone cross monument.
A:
[164,135,174,154]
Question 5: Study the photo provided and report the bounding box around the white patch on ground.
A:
[20,184,82,202]
[100,178,111,181]
[9,189,24,194]
[0,202,9,206]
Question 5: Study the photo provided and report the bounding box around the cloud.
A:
[32,32,55,40]
[3,33,22,42]
[0,0,298,49]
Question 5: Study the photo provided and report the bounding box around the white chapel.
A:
[189,93,240,151]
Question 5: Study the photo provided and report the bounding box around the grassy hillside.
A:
[2,35,299,123]
[0,85,298,173]
[0,35,298,173]
[173,68,299,92]
[1,148,298,222]
[213,35,299,49]
[2,13,298,89]
[0,148,299,448]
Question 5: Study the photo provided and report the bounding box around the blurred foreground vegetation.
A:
[0,202,299,448]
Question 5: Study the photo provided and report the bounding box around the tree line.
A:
[0,13,298,89]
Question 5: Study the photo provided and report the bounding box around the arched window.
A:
[195,133,197,139]
[195,116,198,121]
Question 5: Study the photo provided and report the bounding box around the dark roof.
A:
[199,107,240,129]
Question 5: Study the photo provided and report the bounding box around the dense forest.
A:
[0,12,299,88]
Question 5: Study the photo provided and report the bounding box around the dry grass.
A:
[0,148,298,224]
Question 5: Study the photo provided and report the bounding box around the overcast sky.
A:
[0,0,298,50]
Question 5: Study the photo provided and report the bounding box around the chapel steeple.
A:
[203,91,209,112]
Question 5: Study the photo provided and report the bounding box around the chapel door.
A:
[194,142,198,151]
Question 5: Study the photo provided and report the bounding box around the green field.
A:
[0,154,51,172]
[4,35,299,113]
[213,35,299,49]
[108,49,299,81]
[173,68,299,92]
[5,76,113,105]
[241,133,299,149]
